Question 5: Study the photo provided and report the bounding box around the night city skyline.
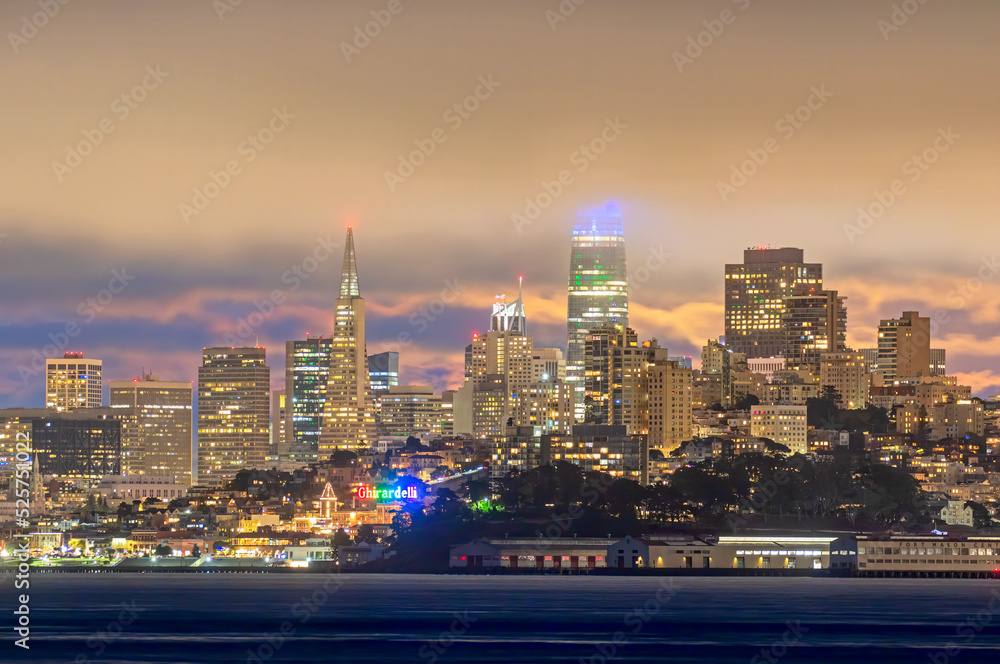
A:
[4,0,1000,410]
[6,3,1000,663]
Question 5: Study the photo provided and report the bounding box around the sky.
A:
[2,0,1000,408]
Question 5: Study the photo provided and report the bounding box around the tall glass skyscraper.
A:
[566,202,629,422]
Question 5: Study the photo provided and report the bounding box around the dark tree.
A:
[329,450,358,466]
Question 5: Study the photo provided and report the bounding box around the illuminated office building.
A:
[783,289,847,370]
[196,347,270,487]
[368,351,400,393]
[285,336,335,462]
[567,202,629,422]
[109,374,193,486]
[491,276,527,334]
[725,247,822,359]
[319,227,376,453]
[45,352,103,411]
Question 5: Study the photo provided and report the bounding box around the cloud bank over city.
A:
[3,0,999,406]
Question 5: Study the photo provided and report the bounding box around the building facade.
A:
[877,311,931,383]
[109,374,193,486]
[196,346,270,487]
[783,289,846,370]
[567,202,629,422]
[724,247,822,359]
[285,336,335,462]
[46,352,103,411]
[750,405,808,455]
[319,228,376,453]
[377,385,443,438]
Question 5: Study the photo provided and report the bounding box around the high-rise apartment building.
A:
[783,290,846,370]
[319,228,376,453]
[109,374,193,486]
[725,247,822,358]
[197,346,270,487]
[646,359,693,453]
[45,352,103,411]
[750,404,808,455]
[284,336,335,462]
[818,351,869,410]
[464,330,535,438]
[876,311,931,383]
[567,202,629,422]
[546,425,648,484]
[583,325,669,435]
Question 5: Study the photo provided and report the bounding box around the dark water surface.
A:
[3,574,1000,663]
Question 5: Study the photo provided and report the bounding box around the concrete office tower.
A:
[368,351,400,393]
[567,202,629,422]
[271,389,288,459]
[877,311,931,383]
[725,247,822,358]
[319,227,376,453]
[783,289,847,370]
[0,408,121,487]
[197,347,269,487]
[491,276,527,334]
[45,352,103,411]
[109,374,193,486]
[378,385,442,438]
[284,336,335,463]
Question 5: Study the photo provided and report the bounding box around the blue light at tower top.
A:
[573,201,624,237]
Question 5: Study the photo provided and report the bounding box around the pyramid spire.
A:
[340,226,360,298]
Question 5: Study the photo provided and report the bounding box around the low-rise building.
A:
[940,501,974,527]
